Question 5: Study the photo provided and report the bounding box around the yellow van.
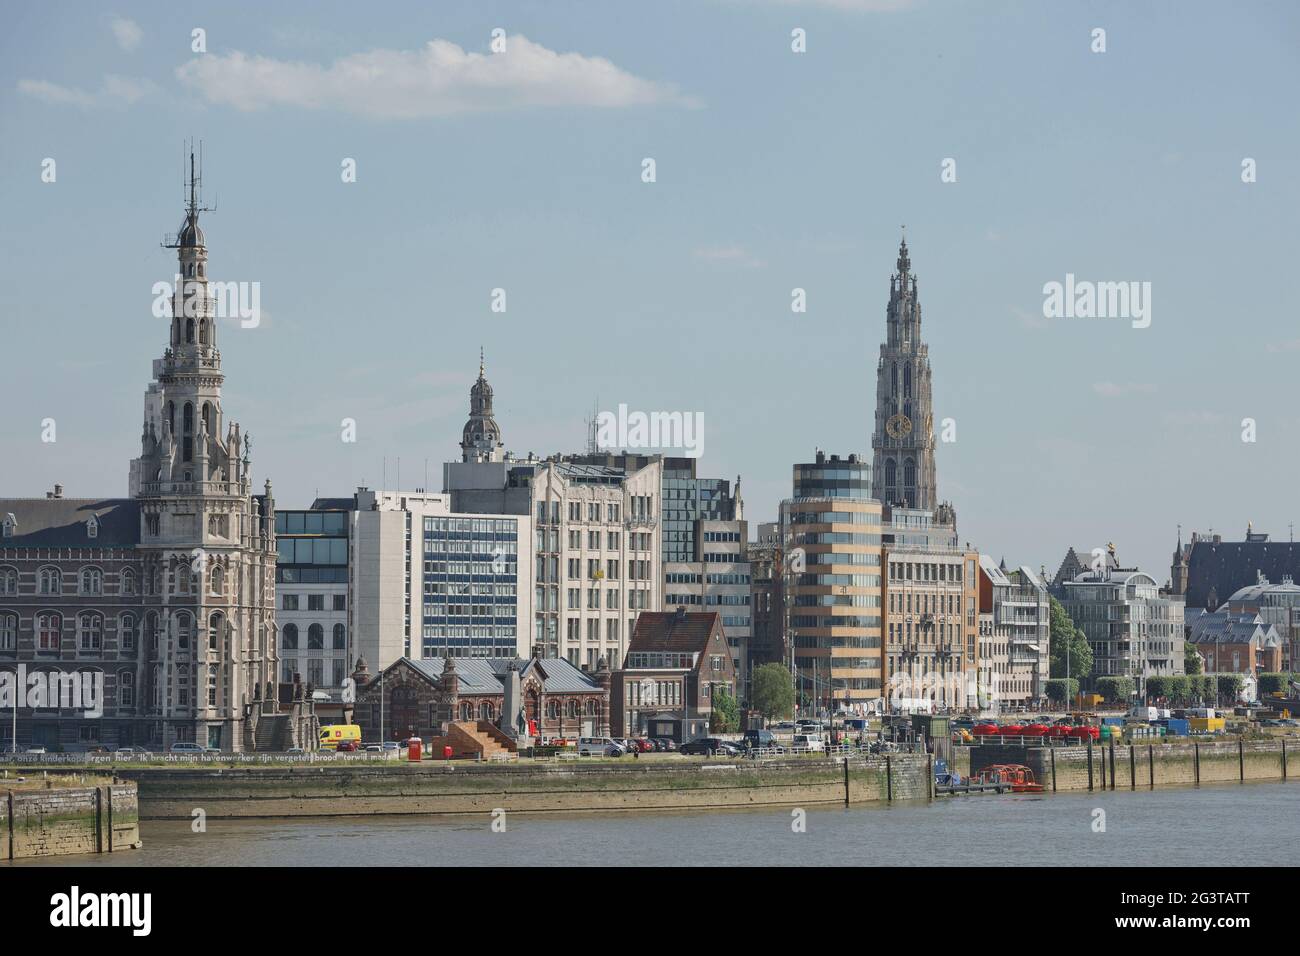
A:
[318,724,362,751]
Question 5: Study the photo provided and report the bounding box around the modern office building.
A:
[346,488,532,671]
[780,452,883,713]
[1060,551,1185,694]
[275,507,350,690]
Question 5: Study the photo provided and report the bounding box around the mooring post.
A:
[927,753,933,800]
[886,755,893,802]
[1109,739,1116,791]
[843,756,851,806]
[1239,738,1244,782]
[1087,743,1094,792]
[1050,747,1057,792]
[1148,743,1154,789]
[1194,741,1200,785]
[1283,739,1288,780]
[1129,745,1136,791]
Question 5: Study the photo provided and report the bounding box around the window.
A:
[0,612,15,650]
[282,594,299,611]
[209,613,222,651]
[567,700,578,718]
[308,624,324,650]
[39,567,61,595]
[308,594,325,611]
[210,565,224,596]
[332,623,346,650]
[282,624,299,650]
[176,613,192,650]
[332,594,347,611]
[120,614,136,651]
[37,612,61,651]
[120,568,135,595]
[208,664,218,706]
[0,568,16,595]
[119,671,135,707]
[86,516,98,538]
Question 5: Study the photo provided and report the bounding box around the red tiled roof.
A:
[628,610,722,654]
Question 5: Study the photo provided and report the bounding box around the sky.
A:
[1,0,1298,582]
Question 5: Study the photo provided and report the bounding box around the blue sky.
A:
[2,0,1298,579]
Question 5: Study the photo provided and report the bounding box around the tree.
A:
[1216,673,1244,704]
[750,663,794,722]
[1166,675,1192,705]
[1049,597,1093,682]
[1258,673,1288,696]
[1191,674,1215,703]
[1184,644,1203,675]
[710,685,739,733]
[1146,675,1169,702]
[1096,676,1135,704]
[1046,678,1079,705]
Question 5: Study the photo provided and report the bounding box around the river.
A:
[8,780,1297,866]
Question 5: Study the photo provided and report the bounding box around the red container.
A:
[442,745,453,759]
[408,738,422,761]
[1001,725,1025,736]
[1023,724,1049,737]
[973,724,999,736]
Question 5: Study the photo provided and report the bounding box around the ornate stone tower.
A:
[460,349,504,463]
[871,235,938,511]
[127,151,283,751]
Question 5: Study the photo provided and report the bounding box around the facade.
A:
[276,507,350,690]
[881,544,979,711]
[1060,563,1186,694]
[351,654,609,743]
[0,159,309,752]
[347,488,532,670]
[746,525,785,668]
[976,557,1050,708]
[1186,609,1282,678]
[610,609,735,740]
[1171,525,1300,612]
[780,453,884,712]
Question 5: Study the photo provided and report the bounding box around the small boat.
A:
[974,763,1045,793]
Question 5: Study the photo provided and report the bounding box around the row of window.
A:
[0,565,234,597]
[281,623,346,651]
[282,594,347,611]
[0,610,227,653]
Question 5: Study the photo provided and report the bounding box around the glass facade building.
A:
[421,515,522,657]
[275,509,350,688]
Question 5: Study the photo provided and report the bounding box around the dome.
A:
[177,213,204,249]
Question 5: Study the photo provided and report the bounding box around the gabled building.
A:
[1186,609,1282,678]
[611,608,735,740]
[1171,525,1300,612]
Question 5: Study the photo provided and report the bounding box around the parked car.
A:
[382,741,399,752]
[679,737,739,757]
[634,738,655,753]
[169,742,204,753]
[652,737,677,752]
[578,737,626,757]
[336,740,359,752]
[286,747,305,754]
[743,729,778,750]
[204,747,221,754]
[25,747,47,754]
[363,744,384,753]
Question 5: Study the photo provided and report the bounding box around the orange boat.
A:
[974,763,1045,793]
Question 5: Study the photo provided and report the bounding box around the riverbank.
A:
[1,778,140,860]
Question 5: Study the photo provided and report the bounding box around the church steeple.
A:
[460,349,504,463]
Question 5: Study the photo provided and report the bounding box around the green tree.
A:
[1258,673,1288,696]
[1049,597,1093,682]
[1096,676,1134,704]
[1191,674,1215,703]
[710,684,739,733]
[1046,678,1079,705]
[1216,673,1244,704]
[1184,644,1203,675]
[1146,675,1169,702]
[750,663,794,722]
[1166,675,1192,705]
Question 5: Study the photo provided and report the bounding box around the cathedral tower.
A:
[460,349,504,463]
[871,235,938,511]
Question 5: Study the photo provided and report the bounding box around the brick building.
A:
[351,654,610,743]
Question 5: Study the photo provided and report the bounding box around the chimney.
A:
[47,484,64,499]
[674,605,687,624]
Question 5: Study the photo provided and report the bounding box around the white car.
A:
[25,746,47,754]
[577,737,626,757]
[792,733,826,753]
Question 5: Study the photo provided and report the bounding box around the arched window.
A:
[0,612,16,651]
[80,567,102,595]
[176,564,191,594]
[308,624,324,650]
[566,699,578,718]
[884,458,897,490]
[479,701,493,720]
[282,624,299,650]
[37,612,62,651]
[332,623,346,650]
[38,567,61,595]
[199,319,209,345]
[175,612,192,650]
[904,363,912,397]
[0,567,16,595]
[119,613,136,652]
[120,568,135,595]
[891,362,898,395]
[903,457,916,490]
[210,565,224,596]
[144,612,158,656]
[547,700,558,719]
[208,613,222,651]
[119,671,135,707]
[460,701,472,721]
[186,318,195,343]
[585,699,597,717]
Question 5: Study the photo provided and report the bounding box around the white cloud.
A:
[17,74,153,109]
[1092,381,1157,398]
[693,245,765,269]
[110,17,143,52]
[176,35,697,119]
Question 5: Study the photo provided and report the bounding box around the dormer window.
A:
[86,515,99,539]
[2,514,15,538]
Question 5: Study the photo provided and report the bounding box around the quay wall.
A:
[2,784,140,860]
[969,739,1293,792]
[119,757,935,819]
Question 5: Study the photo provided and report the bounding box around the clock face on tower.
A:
[886,413,913,439]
